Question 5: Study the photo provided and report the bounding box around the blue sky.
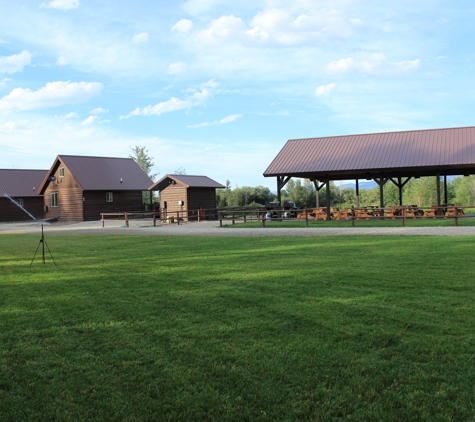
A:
[1,0,475,189]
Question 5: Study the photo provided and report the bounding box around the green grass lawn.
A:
[1,234,474,421]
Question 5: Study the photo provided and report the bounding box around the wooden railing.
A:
[217,204,472,227]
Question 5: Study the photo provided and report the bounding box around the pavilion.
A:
[263,126,475,219]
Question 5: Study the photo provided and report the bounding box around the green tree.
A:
[174,167,186,175]
[453,175,475,205]
[129,145,158,204]
[129,145,158,181]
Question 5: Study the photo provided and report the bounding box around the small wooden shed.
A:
[149,175,224,219]
[0,169,47,222]
[39,155,154,221]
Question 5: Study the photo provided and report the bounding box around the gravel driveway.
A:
[1,219,474,236]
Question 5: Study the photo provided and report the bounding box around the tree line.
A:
[217,176,475,209]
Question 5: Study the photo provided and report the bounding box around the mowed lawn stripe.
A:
[0,234,474,420]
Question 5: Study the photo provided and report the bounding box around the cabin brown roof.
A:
[0,169,47,197]
[264,126,475,180]
[39,155,154,194]
[149,174,225,191]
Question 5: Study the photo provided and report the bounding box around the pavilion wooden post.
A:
[389,177,411,206]
[312,179,326,209]
[436,174,442,215]
[277,175,291,208]
[444,175,448,204]
[374,175,388,218]
[398,177,403,205]
[355,179,360,207]
[325,178,331,220]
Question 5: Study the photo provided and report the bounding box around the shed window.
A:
[50,192,58,207]
[59,167,65,177]
[17,198,24,207]
[106,192,113,202]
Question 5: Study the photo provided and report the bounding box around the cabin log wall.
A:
[0,197,44,222]
[160,185,188,216]
[187,188,217,219]
[43,164,83,221]
[83,191,144,221]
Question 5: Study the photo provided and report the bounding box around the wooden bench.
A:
[354,207,372,220]
[334,208,352,221]
[423,206,439,218]
[296,209,316,221]
[445,206,464,217]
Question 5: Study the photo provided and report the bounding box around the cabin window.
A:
[50,192,58,207]
[17,198,24,207]
[106,192,113,202]
[59,167,65,178]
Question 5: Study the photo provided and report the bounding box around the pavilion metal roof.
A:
[263,126,475,180]
[0,169,47,197]
[39,155,153,194]
[149,174,225,191]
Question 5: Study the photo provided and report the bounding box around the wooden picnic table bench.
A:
[445,206,464,217]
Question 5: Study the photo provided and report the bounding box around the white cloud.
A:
[188,113,242,128]
[316,83,336,96]
[0,51,32,74]
[132,32,149,44]
[55,111,79,119]
[121,88,212,119]
[197,15,247,44]
[90,107,108,114]
[0,78,10,89]
[82,115,98,125]
[326,57,355,73]
[201,79,219,88]
[0,81,103,111]
[168,62,188,75]
[40,0,79,11]
[219,114,241,124]
[326,54,420,75]
[172,19,193,33]
[193,5,364,50]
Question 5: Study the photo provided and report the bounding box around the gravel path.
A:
[1,220,474,236]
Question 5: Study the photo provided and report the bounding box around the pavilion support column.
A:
[398,177,403,206]
[444,175,448,204]
[389,177,411,207]
[326,178,331,220]
[374,175,388,218]
[277,175,292,210]
[436,174,441,207]
[312,179,326,209]
[355,179,360,207]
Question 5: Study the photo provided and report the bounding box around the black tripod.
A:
[30,224,56,267]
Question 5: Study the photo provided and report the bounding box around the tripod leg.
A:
[30,239,43,267]
[43,240,57,266]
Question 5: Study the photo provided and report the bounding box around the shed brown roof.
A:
[39,155,154,194]
[0,169,47,197]
[264,126,475,180]
[149,174,225,191]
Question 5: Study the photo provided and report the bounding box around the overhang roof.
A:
[263,126,475,180]
[39,155,154,194]
[149,174,225,191]
[0,169,47,197]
